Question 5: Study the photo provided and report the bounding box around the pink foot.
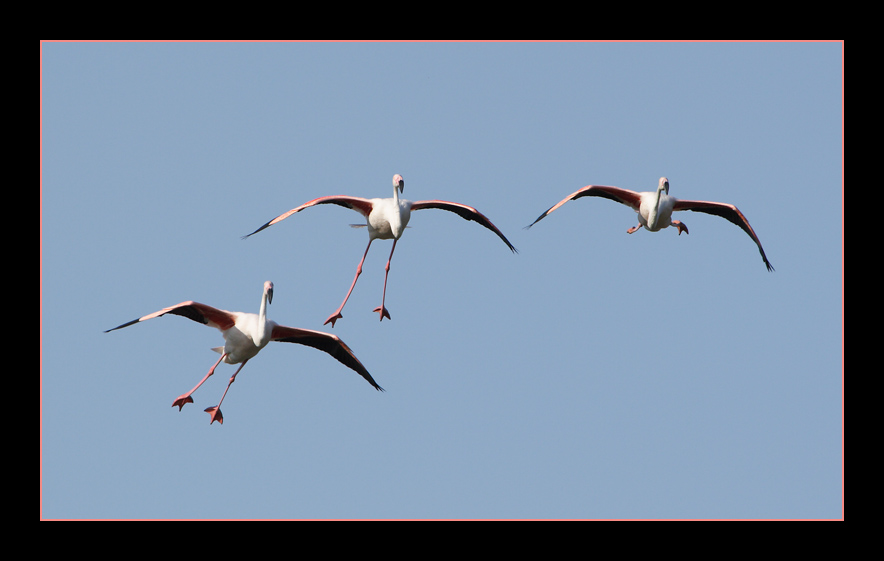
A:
[172,395,194,411]
[373,306,391,322]
[627,224,642,234]
[204,406,224,425]
[324,311,343,327]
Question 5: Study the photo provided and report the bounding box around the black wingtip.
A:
[241,220,273,240]
[499,232,518,254]
[523,212,548,231]
[104,318,140,333]
[760,250,774,272]
[496,235,518,254]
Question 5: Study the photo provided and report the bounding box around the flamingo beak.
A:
[268,286,273,305]
[393,174,404,193]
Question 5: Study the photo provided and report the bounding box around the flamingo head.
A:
[658,177,670,195]
[393,174,404,193]
[264,280,274,305]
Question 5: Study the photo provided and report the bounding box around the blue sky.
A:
[41,41,842,519]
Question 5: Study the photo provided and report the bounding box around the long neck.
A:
[258,292,269,324]
[647,188,664,229]
[254,290,270,347]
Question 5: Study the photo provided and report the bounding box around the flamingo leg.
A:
[172,353,226,410]
[204,359,249,425]
[627,223,643,234]
[373,238,397,322]
[671,220,689,235]
[324,239,374,327]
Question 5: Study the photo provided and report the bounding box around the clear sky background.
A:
[41,41,842,519]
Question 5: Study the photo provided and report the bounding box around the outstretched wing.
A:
[270,325,384,391]
[410,199,517,253]
[525,185,643,229]
[243,196,375,239]
[673,199,774,272]
[105,301,236,333]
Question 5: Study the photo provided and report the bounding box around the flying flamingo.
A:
[243,174,517,326]
[526,177,773,271]
[105,281,383,425]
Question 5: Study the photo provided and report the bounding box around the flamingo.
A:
[105,281,383,425]
[526,177,773,271]
[243,174,517,326]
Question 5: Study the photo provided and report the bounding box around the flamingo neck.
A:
[647,188,664,229]
[255,291,270,347]
[259,293,268,323]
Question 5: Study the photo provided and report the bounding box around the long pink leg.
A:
[172,353,226,410]
[204,359,249,425]
[324,239,374,327]
[372,238,397,322]
[627,223,643,234]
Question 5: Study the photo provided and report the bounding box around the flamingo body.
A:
[244,174,516,326]
[106,281,382,425]
[526,177,773,271]
[368,194,410,240]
